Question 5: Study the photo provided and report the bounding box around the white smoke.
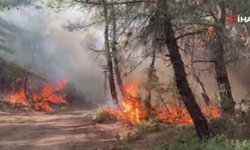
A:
[0,1,106,103]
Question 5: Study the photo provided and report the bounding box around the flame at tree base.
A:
[107,81,220,125]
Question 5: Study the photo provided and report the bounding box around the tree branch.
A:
[192,59,214,64]
[89,48,104,53]
[122,54,150,79]
[63,20,104,32]
[73,0,154,6]
[209,11,218,22]
[176,30,206,40]
[224,57,248,65]
[174,0,208,18]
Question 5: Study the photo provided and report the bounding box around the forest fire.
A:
[157,103,220,124]
[108,81,148,125]
[108,81,220,125]
[7,78,68,112]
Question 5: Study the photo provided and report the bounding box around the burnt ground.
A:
[0,104,178,150]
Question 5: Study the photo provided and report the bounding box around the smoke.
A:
[0,1,106,103]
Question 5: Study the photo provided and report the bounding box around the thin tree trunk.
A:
[156,87,171,115]
[163,11,213,140]
[102,0,118,104]
[190,38,211,106]
[145,49,156,115]
[213,1,235,115]
[103,68,108,101]
[110,2,127,99]
[192,69,211,106]
[0,67,4,92]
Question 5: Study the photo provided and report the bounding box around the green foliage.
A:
[137,116,166,133]
[209,114,250,140]
[155,134,250,150]
[40,0,65,8]
[0,0,32,9]
[209,118,242,139]
[0,60,46,81]
[142,68,159,90]
[102,48,109,58]
[123,117,168,143]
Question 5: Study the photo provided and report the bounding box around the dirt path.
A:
[0,106,125,150]
[0,105,178,150]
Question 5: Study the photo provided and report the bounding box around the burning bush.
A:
[106,81,221,126]
[7,78,68,112]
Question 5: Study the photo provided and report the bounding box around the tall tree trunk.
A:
[102,0,118,104]
[163,12,213,140]
[110,2,127,99]
[145,49,156,115]
[213,1,235,115]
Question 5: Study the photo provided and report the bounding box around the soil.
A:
[0,104,177,150]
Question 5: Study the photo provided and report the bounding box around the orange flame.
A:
[108,81,147,125]
[157,103,220,124]
[7,79,68,112]
[108,81,220,125]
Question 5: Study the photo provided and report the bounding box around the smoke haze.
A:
[0,1,106,103]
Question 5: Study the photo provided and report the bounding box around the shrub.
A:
[209,116,250,139]
[123,131,143,143]
[92,107,117,123]
[155,134,250,150]
[137,116,167,133]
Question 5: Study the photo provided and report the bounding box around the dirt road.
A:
[0,105,177,150]
[0,106,124,150]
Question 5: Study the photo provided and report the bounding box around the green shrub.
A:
[92,107,117,123]
[209,117,250,139]
[155,134,250,150]
[137,116,167,133]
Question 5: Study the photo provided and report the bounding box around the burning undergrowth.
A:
[6,77,68,112]
[103,81,220,126]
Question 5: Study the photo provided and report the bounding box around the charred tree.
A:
[110,2,127,99]
[102,0,118,104]
[161,2,213,139]
[164,19,213,139]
